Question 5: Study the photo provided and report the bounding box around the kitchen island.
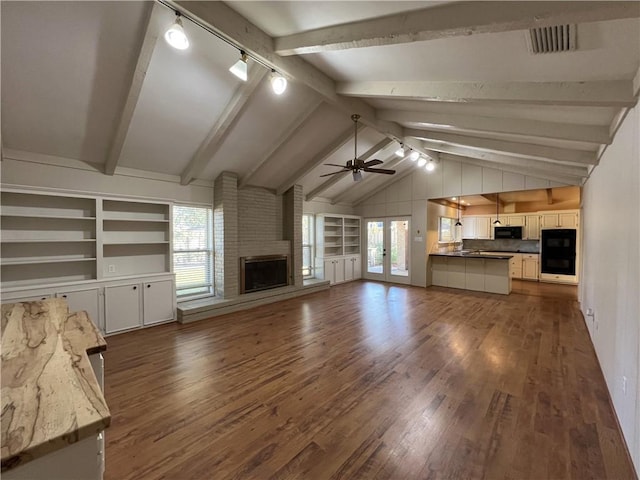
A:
[1,299,109,479]
[429,251,512,294]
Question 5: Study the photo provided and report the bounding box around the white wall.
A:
[303,198,356,215]
[1,151,213,205]
[580,105,640,471]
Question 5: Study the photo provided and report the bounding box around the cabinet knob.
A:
[41,297,47,301]
[147,284,151,288]
[62,295,67,298]
[133,286,137,290]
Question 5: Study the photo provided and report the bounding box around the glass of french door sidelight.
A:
[364,217,411,285]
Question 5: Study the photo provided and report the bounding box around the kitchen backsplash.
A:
[463,239,540,253]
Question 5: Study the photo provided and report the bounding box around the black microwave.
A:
[494,226,523,239]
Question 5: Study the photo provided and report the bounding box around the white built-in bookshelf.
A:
[1,190,171,289]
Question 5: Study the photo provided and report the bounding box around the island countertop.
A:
[1,299,110,472]
[429,252,514,260]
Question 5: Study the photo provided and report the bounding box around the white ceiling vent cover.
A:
[527,24,576,54]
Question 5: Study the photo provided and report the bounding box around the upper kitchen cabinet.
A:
[540,210,579,229]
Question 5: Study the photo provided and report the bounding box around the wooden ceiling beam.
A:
[180,68,267,185]
[305,137,393,202]
[338,80,636,107]
[104,3,159,175]
[275,123,364,195]
[274,1,640,55]
[407,129,597,166]
[379,109,610,145]
[239,99,323,188]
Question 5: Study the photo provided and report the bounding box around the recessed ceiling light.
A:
[165,13,189,50]
[452,197,457,201]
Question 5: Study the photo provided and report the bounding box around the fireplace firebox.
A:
[240,255,289,294]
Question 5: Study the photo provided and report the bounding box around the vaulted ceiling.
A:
[2,1,639,205]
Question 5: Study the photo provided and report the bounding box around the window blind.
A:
[173,205,213,297]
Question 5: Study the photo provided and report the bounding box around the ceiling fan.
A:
[320,114,396,182]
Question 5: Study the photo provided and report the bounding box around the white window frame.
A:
[438,216,461,244]
[173,204,213,300]
[302,213,315,278]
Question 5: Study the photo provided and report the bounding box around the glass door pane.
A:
[366,220,385,276]
[389,220,409,277]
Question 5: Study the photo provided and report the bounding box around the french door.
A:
[364,217,411,285]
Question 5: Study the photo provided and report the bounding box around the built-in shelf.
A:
[103,241,170,245]
[103,218,169,223]
[1,239,97,243]
[1,257,97,266]
[1,214,97,220]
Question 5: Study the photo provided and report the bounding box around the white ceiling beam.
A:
[330,152,408,205]
[406,129,596,166]
[305,137,393,202]
[239,99,323,188]
[439,153,583,186]
[104,3,159,175]
[275,1,640,55]
[338,80,636,107]
[414,141,589,178]
[180,68,267,185]
[173,0,403,140]
[633,64,640,97]
[378,109,610,145]
[275,124,365,196]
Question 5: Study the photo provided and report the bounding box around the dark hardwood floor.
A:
[103,281,636,479]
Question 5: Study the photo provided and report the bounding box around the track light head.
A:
[395,144,405,157]
[270,70,287,95]
[165,13,189,50]
[409,151,420,162]
[229,51,248,81]
[417,157,427,167]
[426,159,436,172]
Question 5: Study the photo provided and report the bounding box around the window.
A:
[302,214,314,278]
[173,205,213,298]
[438,216,460,243]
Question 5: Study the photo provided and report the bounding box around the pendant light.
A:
[455,197,463,226]
[164,12,189,50]
[493,193,502,225]
[229,50,248,81]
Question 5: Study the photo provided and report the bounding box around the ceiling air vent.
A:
[527,24,576,54]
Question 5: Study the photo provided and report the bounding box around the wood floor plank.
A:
[103,281,636,480]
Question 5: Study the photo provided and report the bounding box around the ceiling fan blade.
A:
[363,168,396,175]
[363,159,383,167]
[324,163,349,168]
[320,170,350,177]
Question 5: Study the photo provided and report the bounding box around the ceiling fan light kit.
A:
[321,114,396,181]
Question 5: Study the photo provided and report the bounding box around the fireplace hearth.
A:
[240,255,289,294]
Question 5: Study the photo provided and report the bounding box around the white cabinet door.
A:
[522,256,539,280]
[476,217,492,239]
[142,280,174,326]
[431,257,448,286]
[334,258,345,284]
[540,214,559,228]
[465,258,485,291]
[352,256,362,280]
[344,257,355,282]
[57,288,102,332]
[525,215,540,240]
[558,213,578,228]
[323,259,335,284]
[461,217,476,239]
[447,257,466,289]
[105,284,141,334]
[509,254,523,279]
[506,215,525,226]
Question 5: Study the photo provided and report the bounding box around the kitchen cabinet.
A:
[524,215,540,240]
[430,256,511,294]
[509,253,523,279]
[540,210,579,228]
[431,257,448,286]
[142,280,174,326]
[522,254,540,280]
[447,257,466,289]
[504,215,525,227]
[461,216,492,239]
[465,258,485,291]
[344,255,361,282]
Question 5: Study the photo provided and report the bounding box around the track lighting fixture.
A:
[270,70,287,95]
[165,12,189,50]
[409,151,420,162]
[417,157,427,167]
[229,50,248,81]
[426,159,436,172]
[395,144,405,157]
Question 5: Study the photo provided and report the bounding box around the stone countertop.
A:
[1,299,110,472]
[430,252,514,260]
